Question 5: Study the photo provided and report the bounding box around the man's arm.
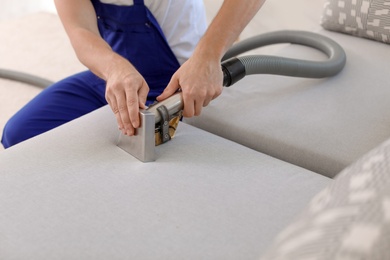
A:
[157,0,265,117]
[54,0,148,136]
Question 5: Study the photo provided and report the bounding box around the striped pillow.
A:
[321,0,390,44]
[260,138,390,260]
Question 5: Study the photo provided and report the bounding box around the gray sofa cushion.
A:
[260,137,390,260]
[0,106,330,260]
[321,0,390,44]
[185,29,390,178]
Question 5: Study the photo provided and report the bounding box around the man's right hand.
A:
[105,63,149,136]
[55,0,149,136]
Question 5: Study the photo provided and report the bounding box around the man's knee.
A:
[2,118,22,148]
[1,116,32,148]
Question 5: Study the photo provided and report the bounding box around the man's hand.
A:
[157,53,223,117]
[55,0,151,136]
[105,65,149,136]
[157,0,264,117]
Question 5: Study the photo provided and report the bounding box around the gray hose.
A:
[221,30,346,86]
[0,30,345,89]
[0,68,54,88]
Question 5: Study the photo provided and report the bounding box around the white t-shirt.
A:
[99,0,207,64]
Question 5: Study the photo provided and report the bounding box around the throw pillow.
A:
[321,0,390,44]
[260,138,390,260]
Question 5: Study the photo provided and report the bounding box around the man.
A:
[1,0,264,148]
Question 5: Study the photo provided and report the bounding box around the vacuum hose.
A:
[0,30,346,92]
[0,69,54,88]
[221,30,346,86]
[149,30,346,123]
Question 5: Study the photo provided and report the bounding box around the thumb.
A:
[157,74,179,102]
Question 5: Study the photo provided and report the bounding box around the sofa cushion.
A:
[321,0,390,44]
[0,105,330,259]
[260,137,390,260]
[185,29,390,178]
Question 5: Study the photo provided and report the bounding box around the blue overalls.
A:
[1,0,180,148]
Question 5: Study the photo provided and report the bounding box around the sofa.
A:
[1,0,389,259]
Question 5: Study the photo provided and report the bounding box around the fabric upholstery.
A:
[260,137,390,260]
[185,29,390,178]
[321,0,390,44]
[0,106,330,260]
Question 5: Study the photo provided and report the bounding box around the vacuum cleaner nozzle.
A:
[117,92,184,162]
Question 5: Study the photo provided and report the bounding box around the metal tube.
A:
[146,92,183,124]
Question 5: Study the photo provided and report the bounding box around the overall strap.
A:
[133,0,144,5]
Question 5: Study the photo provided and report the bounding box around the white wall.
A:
[0,0,56,22]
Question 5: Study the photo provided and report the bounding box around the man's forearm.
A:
[194,0,265,60]
[67,27,133,81]
[55,0,134,81]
